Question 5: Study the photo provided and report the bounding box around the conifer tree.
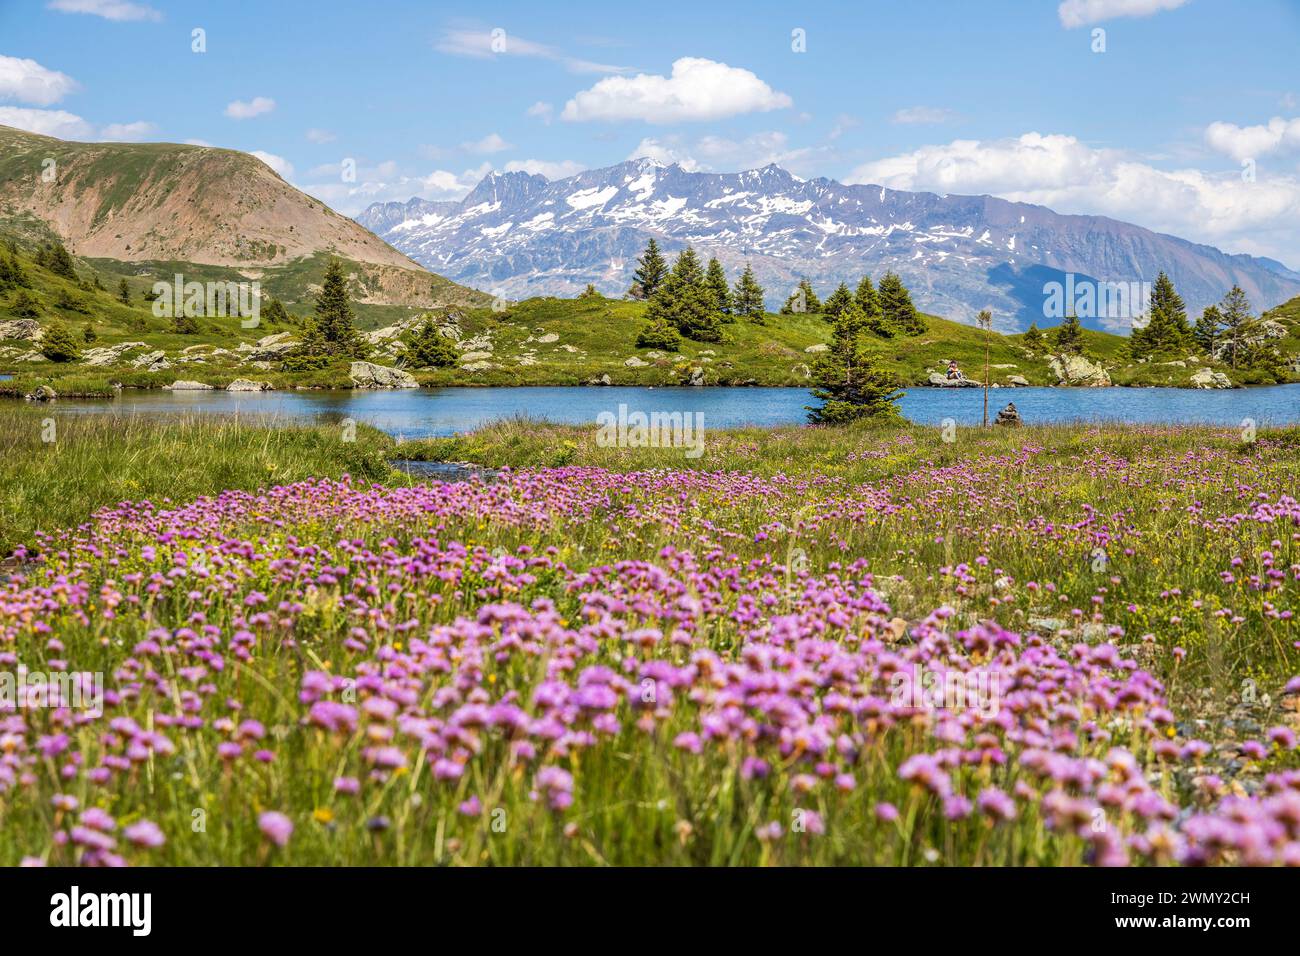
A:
[644,247,721,342]
[630,238,668,299]
[116,279,131,305]
[1023,321,1046,350]
[1053,313,1085,354]
[705,257,731,315]
[807,302,902,424]
[405,316,459,368]
[731,264,765,323]
[1192,305,1222,355]
[1218,285,1257,369]
[11,288,41,317]
[311,258,368,357]
[45,240,76,280]
[877,271,925,335]
[823,282,854,320]
[1129,271,1189,359]
[40,319,81,362]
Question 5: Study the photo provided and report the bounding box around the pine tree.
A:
[807,302,902,424]
[1129,271,1189,359]
[45,240,76,280]
[262,297,290,326]
[1023,321,1046,350]
[116,279,131,305]
[823,282,854,319]
[635,317,681,351]
[854,275,879,316]
[644,248,721,342]
[705,257,731,315]
[312,258,368,357]
[83,324,97,344]
[40,320,81,362]
[877,271,925,335]
[630,238,668,300]
[10,289,41,317]
[0,250,13,292]
[731,264,765,323]
[405,316,459,368]
[1193,305,1222,355]
[1053,313,1085,354]
[1218,285,1257,369]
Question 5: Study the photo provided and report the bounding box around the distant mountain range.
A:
[357,158,1300,331]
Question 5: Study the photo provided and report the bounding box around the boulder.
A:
[459,351,493,363]
[131,350,170,371]
[1006,375,1030,386]
[624,356,649,368]
[804,343,829,353]
[994,402,1023,427]
[248,332,298,361]
[164,380,214,390]
[83,342,147,367]
[24,384,56,401]
[1190,368,1233,389]
[686,366,705,387]
[349,361,418,389]
[0,318,43,342]
[1048,353,1111,387]
[226,379,273,392]
[536,332,559,344]
[587,373,612,386]
[927,372,978,388]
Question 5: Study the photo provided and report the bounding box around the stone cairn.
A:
[994,402,1022,427]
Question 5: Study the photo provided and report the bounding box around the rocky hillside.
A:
[0,125,488,311]
[359,159,1300,330]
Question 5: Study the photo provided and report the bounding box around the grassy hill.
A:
[3,236,1298,395]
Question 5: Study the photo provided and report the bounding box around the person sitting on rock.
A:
[946,360,962,380]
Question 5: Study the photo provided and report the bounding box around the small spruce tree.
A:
[731,264,766,323]
[40,320,81,362]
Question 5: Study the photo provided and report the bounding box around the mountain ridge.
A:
[358,158,1300,331]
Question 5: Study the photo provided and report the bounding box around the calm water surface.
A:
[33,384,1300,437]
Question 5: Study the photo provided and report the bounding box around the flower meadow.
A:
[1,423,1298,866]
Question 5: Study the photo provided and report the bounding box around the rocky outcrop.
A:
[1048,353,1111,387]
[83,342,147,367]
[1189,368,1233,389]
[349,361,418,389]
[226,379,273,392]
[1006,375,1029,386]
[164,380,214,390]
[927,373,978,388]
[0,318,43,342]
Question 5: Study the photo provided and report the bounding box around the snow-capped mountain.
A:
[356,158,1300,330]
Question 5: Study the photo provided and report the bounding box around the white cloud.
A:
[462,132,512,154]
[224,96,275,120]
[562,57,792,124]
[628,131,826,176]
[526,101,554,124]
[47,0,161,21]
[305,128,336,144]
[99,120,156,142]
[435,28,630,75]
[0,54,79,107]
[302,162,492,215]
[1058,0,1190,28]
[892,106,958,125]
[0,105,94,139]
[503,158,585,179]
[249,150,294,180]
[1205,117,1300,162]
[847,131,1300,266]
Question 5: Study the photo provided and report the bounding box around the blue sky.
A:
[3,0,1300,265]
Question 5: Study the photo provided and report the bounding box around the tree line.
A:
[628,238,927,350]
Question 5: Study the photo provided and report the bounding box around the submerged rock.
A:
[24,384,56,401]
